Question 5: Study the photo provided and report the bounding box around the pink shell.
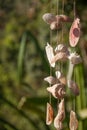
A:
[69,18,80,47]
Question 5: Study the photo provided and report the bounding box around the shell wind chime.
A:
[42,0,81,129]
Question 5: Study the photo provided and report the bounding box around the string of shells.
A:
[42,6,81,130]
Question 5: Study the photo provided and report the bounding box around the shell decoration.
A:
[69,18,80,47]
[69,110,78,130]
[46,102,54,125]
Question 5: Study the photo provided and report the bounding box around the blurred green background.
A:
[0,0,87,130]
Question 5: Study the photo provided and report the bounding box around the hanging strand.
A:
[56,0,59,45]
[74,0,76,19]
[61,0,64,43]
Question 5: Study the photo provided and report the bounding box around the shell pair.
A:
[42,13,72,30]
[46,99,65,130]
[45,43,70,68]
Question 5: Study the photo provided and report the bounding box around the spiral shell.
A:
[46,102,54,125]
[69,110,78,130]
[47,84,66,99]
[69,18,80,47]
[44,76,59,85]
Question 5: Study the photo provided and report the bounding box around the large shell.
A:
[55,71,67,85]
[45,43,55,67]
[42,13,56,24]
[69,18,80,47]
[68,80,80,96]
[47,84,66,99]
[69,110,78,130]
[44,76,59,85]
[46,102,54,125]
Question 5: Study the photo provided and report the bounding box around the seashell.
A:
[68,52,82,65]
[69,110,78,130]
[54,99,65,129]
[44,76,59,85]
[55,71,67,85]
[69,18,80,47]
[50,21,62,30]
[56,15,72,22]
[42,13,56,24]
[47,84,66,99]
[55,44,69,53]
[46,102,54,125]
[67,80,80,96]
[45,43,55,67]
[51,52,68,64]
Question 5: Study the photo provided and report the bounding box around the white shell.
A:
[54,99,65,129]
[44,76,59,85]
[55,71,67,85]
[69,110,78,130]
[46,102,54,125]
[42,13,56,24]
[45,43,55,67]
[50,21,62,30]
[68,52,82,65]
[47,84,65,99]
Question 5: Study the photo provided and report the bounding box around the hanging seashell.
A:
[68,52,82,65]
[69,110,78,130]
[67,80,80,96]
[45,43,55,67]
[50,21,62,30]
[47,84,66,99]
[56,15,72,22]
[69,18,80,47]
[55,44,69,54]
[46,102,54,125]
[42,13,56,24]
[44,76,59,85]
[55,71,67,85]
[51,51,68,64]
[54,99,65,130]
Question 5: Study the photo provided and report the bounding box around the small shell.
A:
[55,44,70,56]
[56,15,72,22]
[51,52,68,64]
[50,21,62,30]
[44,76,59,85]
[45,43,55,67]
[42,13,56,24]
[68,52,82,65]
[69,110,78,130]
[69,18,80,47]
[68,80,80,96]
[46,102,54,125]
[55,71,67,85]
[47,84,65,99]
